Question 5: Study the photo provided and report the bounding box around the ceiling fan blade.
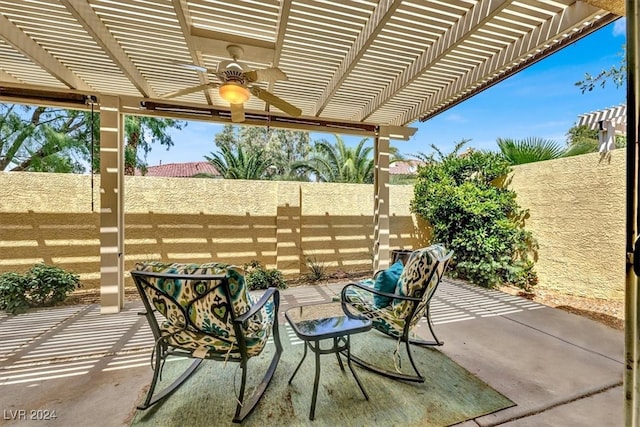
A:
[244,68,288,82]
[160,83,218,99]
[250,86,302,117]
[169,60,218,74]
[230,103,245,123]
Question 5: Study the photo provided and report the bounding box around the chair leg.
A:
[412,306,444,346]
[348,336,425,383]
[232,321,283,423]
[138,344,203,410]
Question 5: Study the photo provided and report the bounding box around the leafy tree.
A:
[575,46,626,93]
[291,135,403,183]
[565,125,599,151]
[1,103,186,174]
[205,144,272,179]
[1,104,91,172]
[214,124,311,180]
[123,116,185,175]
[411,140,538,291]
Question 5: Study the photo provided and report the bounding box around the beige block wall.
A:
[508,151,626,301]
[1,155,626,301]
[0,173,421,288]
[0,172,100,282]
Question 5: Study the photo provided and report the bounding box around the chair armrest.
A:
[340,282,421,303]
[235,287,279,323]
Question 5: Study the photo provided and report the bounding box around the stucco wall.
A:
[0,153,627,301]
[508,151,626,300]
[0,172,421,288]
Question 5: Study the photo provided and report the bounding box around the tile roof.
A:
[136,162,219,178]
[389,160,424,175]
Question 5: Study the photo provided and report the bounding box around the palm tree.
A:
[497,137,563,165]
[204,144,272,179]
[496,137,594,165]
[291,135,402,183]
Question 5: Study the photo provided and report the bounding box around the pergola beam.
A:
[356,0,512,122]
[313,0,401,116]
[134,98,412,138]
[0,14,92,91]
[60,0,157,99]
[268,0,292,96]
[172,0,214,104]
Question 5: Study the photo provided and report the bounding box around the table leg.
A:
[346,335,369,400]
[334,337,345,371]
[310,340,321,420]
[289,340,308,384]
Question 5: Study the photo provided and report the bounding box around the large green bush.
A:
[410,142,538,290]
[0,263,82,314]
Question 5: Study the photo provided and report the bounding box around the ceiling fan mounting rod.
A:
[226,44,244,60]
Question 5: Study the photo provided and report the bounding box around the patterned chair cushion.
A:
[342,287,406,338]
[344,244,449,335]
[392,244,449,324]
[133,261,274,358]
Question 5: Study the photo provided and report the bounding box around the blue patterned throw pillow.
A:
[373,260,404,307]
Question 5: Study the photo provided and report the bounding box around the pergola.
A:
[578,104,627,151]
[1,0,640,422]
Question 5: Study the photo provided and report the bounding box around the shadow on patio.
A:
[0,280,623,426]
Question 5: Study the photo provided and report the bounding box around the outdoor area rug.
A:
[130,329,514,426]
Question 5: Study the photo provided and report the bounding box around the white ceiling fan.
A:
[161,45,302,123]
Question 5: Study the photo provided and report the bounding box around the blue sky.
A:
[145,19,627,165]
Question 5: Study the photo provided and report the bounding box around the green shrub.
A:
[0,272,31,314]
[243,260,287,290]
[410,141,538,290]
[0,264,82,315]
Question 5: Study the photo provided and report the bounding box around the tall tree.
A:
[123,116,185,175]
[1,104,90,172]
[213,124,311,180]
[291,135,402,183]
[1,103,186,174]
[204,144,272,179]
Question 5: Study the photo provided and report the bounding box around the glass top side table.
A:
[285,301,372,420]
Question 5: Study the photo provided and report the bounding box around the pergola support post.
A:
[99,95,124,313]
[373,126,390,272]
[625,0,640,424]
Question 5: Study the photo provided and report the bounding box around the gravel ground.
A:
[499,285,624,330]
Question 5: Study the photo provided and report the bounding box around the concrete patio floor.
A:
[0,280,623,426]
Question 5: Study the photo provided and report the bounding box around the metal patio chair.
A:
[341,244,452,383]
[131,262,282,423]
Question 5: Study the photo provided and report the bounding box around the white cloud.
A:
[613,18,626,37]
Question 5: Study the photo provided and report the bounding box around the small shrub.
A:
[244,260,287,290]
[26,264,82,306]
[304,255,327,282]
[0,264,82,315]
[0,272,30,314]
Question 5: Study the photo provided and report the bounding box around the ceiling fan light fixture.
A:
[219,82,250,104]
